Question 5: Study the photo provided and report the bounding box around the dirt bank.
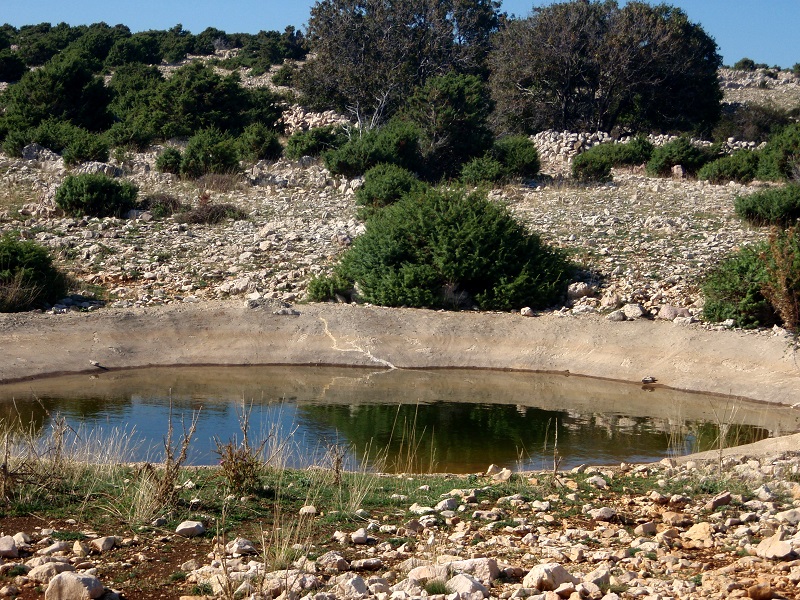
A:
[2,301,798,407]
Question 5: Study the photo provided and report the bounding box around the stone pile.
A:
[718,67,799,90]
[179,452,800,600]
[279,105,352,136]
[530,131,761,176]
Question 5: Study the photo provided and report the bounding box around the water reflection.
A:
[0,366,796,472]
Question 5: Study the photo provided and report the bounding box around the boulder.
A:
[523,563,579,591]
[756,532,795,560]
[446,573,488,598]
[0,536,18,558]
[45,572,104,600]
[175,521,205,537]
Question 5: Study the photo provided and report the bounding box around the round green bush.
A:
[324,120,422,177]
[734,184,800,226]
[702,243,777,328]
[271,63,297,87]
[757,123,800,181]
[355,163,427,218]
[237,123,283,162]
[180,128,240,179]
[333,188,572,311]
[156,147,182,174]
[571,137,654,182]
[571,151,612,182]
[0,234,68,312]
[697,150,760,184]
[491,136,540,179]
[285,125,348,160]
[54,173,138,218]
[646,137,716,177]
[461,156,504,185]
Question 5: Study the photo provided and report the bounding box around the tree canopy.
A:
[299,0,501,127]
[488,0,722,134]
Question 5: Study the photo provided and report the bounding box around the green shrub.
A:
[461,156,505,185]
[734,184,800,226]
[0,48,26,82]
[7,119,110,166]
[180,129,240,179]
[697,150,761,184]
[237,123,283,162]
[646,137,717,177]
[712,103,792,144]
[702,243,777,328]
[491,136,540,179]
[285,125,347,160]
[732,57,758,71]
[59,130,109,166]
[355,164,427,218]
[794,63,800,78]
[762,225,800,331]
[54,174,138,218]
[306,272,352,302]
[571,152,612,182]
[156,148,182,174]
[0,234,68,312]
[571,137,654,182]
[271,63,297,86]
[757,123,800,181]
[324,120,422,177]
[401,72,494,180]
[330,188,572,311]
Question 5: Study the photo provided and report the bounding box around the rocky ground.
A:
[0,131,777,327]
[0,452,798,600]
[0,67,797,326]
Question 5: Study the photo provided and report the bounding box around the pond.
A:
[0,366,797,473]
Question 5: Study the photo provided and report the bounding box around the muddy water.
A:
[0,366,796,472]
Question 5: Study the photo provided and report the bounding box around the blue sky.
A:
[4,1,799,68]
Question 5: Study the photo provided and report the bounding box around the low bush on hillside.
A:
[324,120,422,177]
[734,184,800,226]
[461,136,541,185]
[491,135,541,179]
[312,188,572,311]
[713,103,792,144]
[271,63,297,87]
[155,147,182,174]
[0,234,68,312]
[237,122,283,162]
[461,156,505,185]
[285,125,347,160]
[180,129,240,178]
[140,193,186,219]
[572,137,654,181]
[572,152,613,182]
[3,119,109,166]
[702,243,776,328]
[54,173,137,217]
[175,193,247,225]
[757,123,800,181]
[646,137,718,177]
[354,164,427,219]
[697,150,761,184]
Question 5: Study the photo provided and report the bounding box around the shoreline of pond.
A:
[2,300,799,408]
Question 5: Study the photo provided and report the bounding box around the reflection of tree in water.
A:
[297,402,679,472]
